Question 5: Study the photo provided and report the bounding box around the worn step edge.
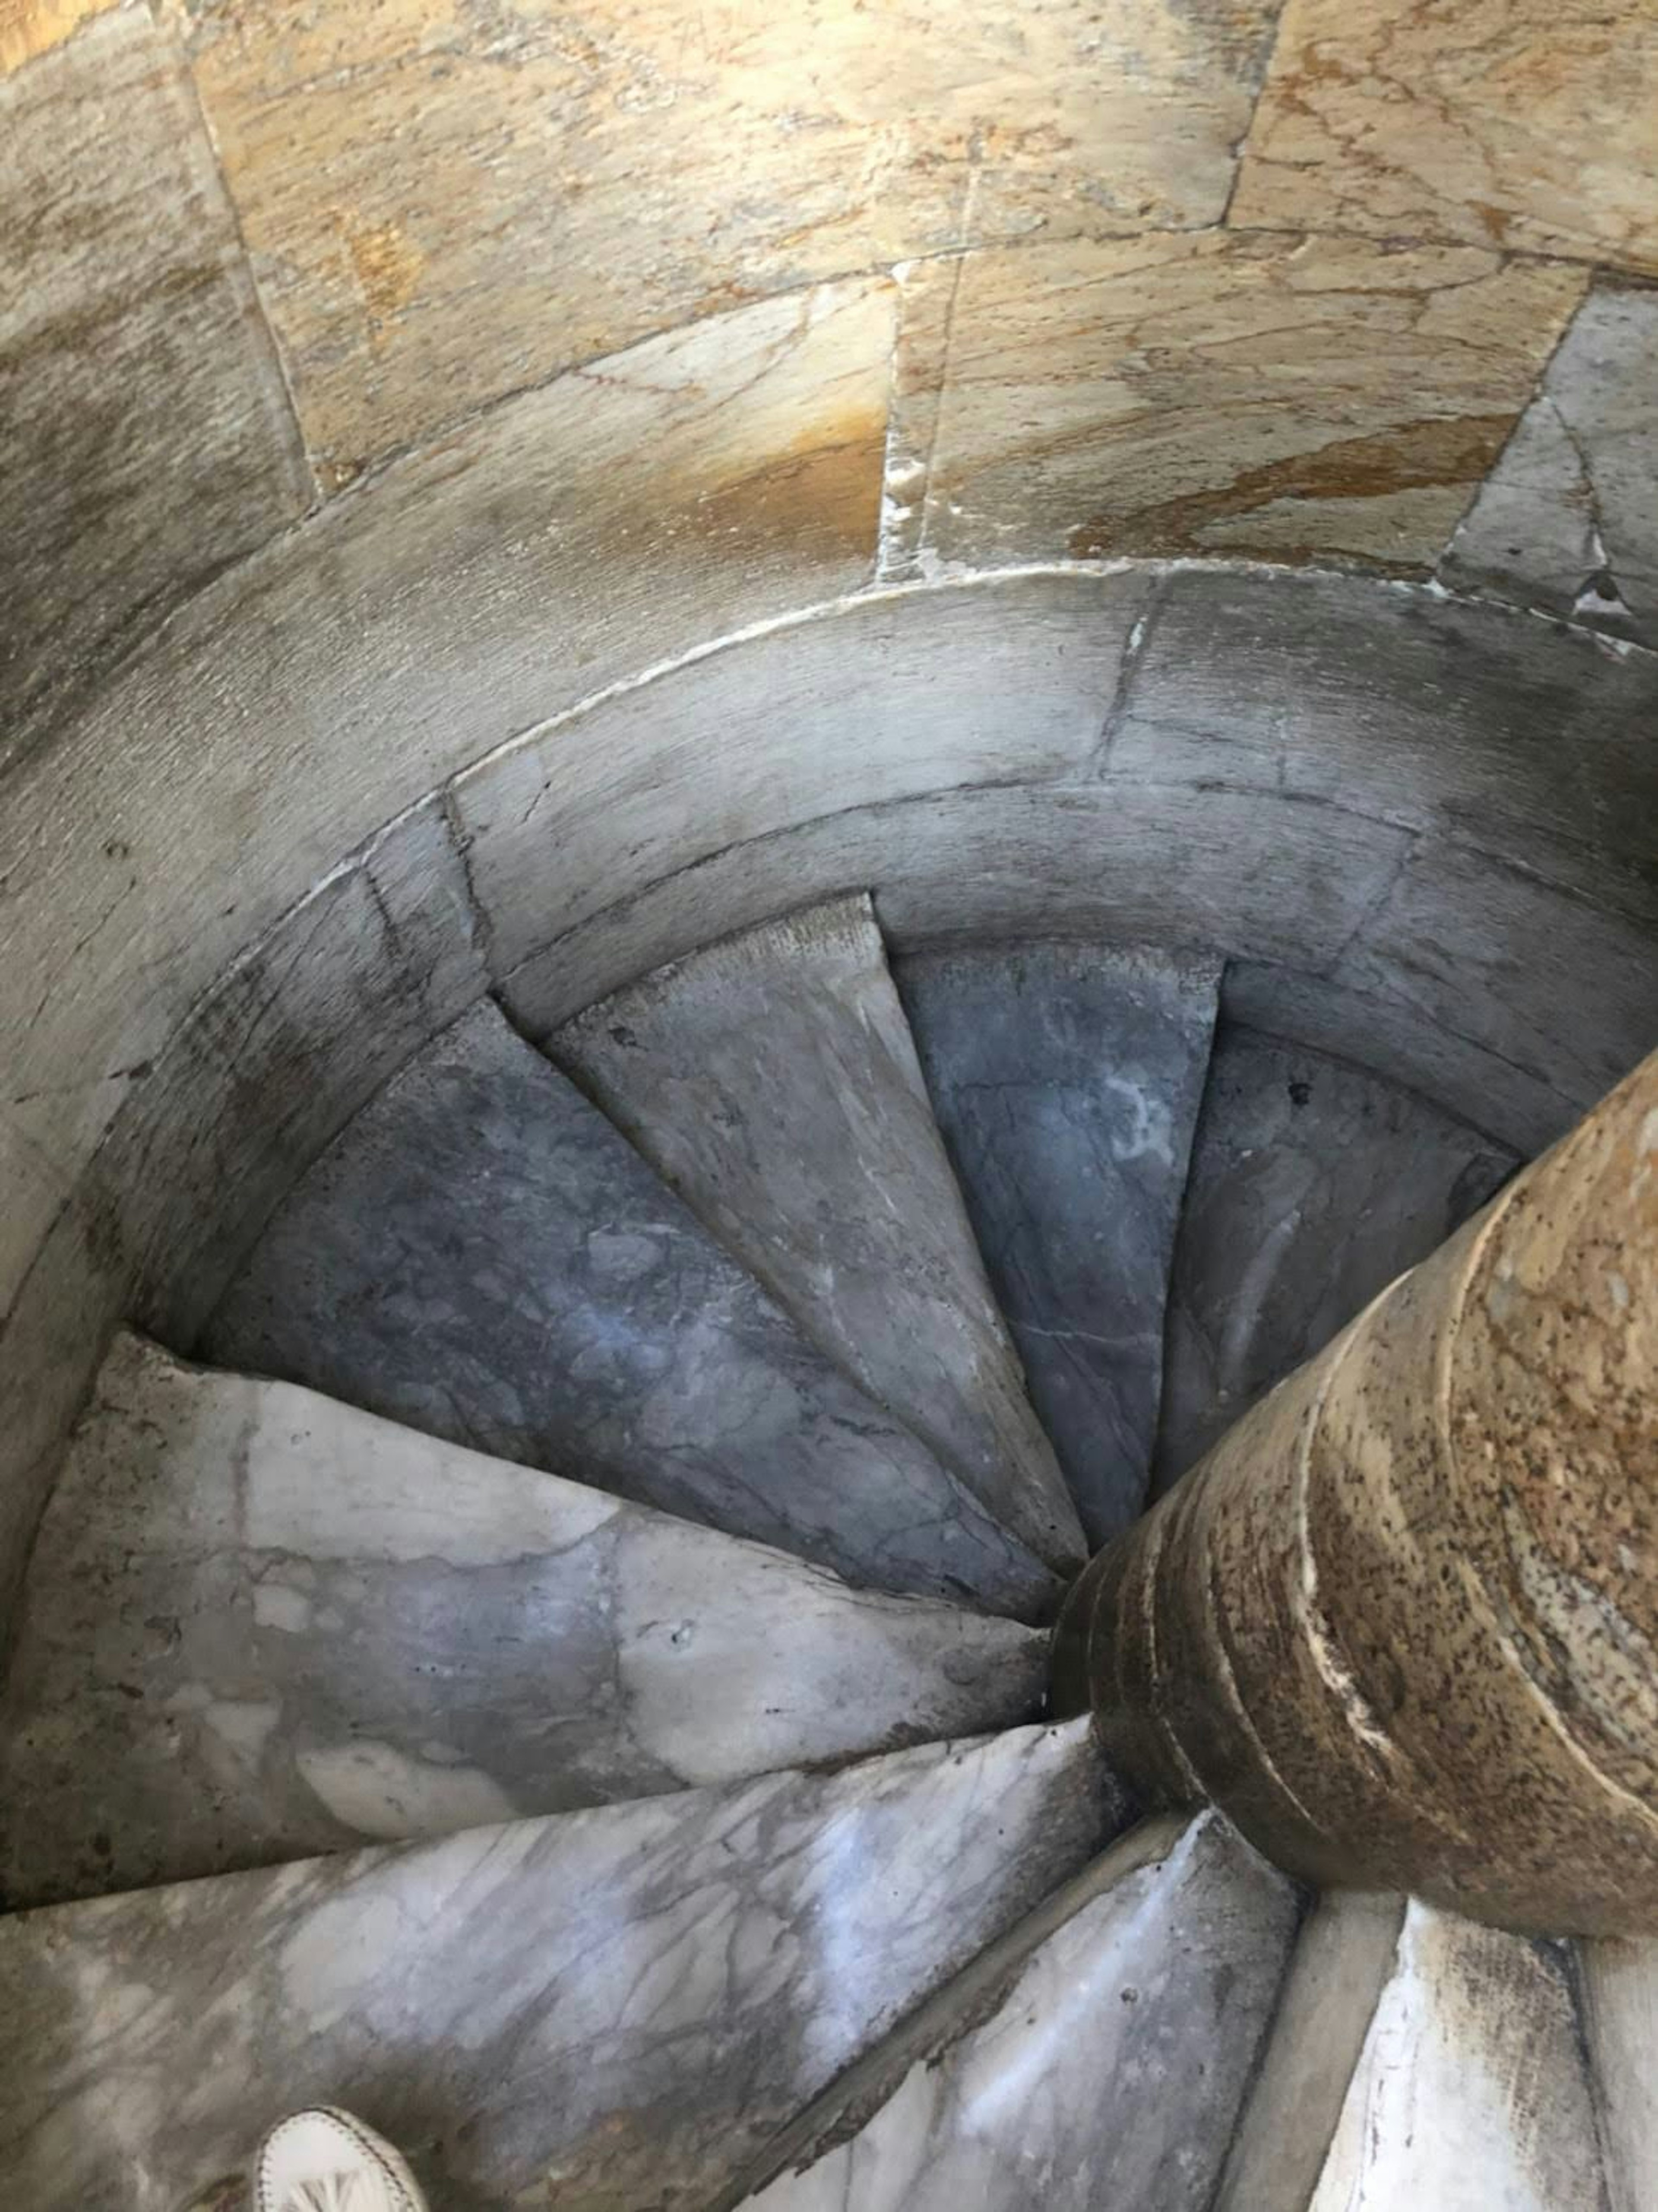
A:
[710,1810,1192,2212]
[1213,1890,1408,2212]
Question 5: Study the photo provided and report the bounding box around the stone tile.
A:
[0,1331,1050,1906]
[206,1002,1060,1618]
[0,1718,1119,2212]
[465,570,1150,982]
[1110,567,1658,908]
[1306,1906,1607,2212]
[186,0,1284,481]
[1155,1026,1517,1488]
[0,0,110,73]
[0,8,310,758]
[1444,284,1658,650]
[550,896,1084,1577]
[738,1811,1297,2212]
[0,276,894,1207]
[898,941,1220,1548]
[1233,0,1658,276]
[895,231,1584,570]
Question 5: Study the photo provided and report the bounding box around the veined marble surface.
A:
[899,941,1219,1549]
[0,1331,1050,1907]
[205,1001,1057,1617]
[549,896,1086,1576]
[1155,1025,1518,1489]
[737,1810,1297,2212]
[1307,1905,1608,2212]
[0,1720,1122,2212]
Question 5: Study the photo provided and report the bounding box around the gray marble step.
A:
[0,1718,1124,2212]
[1579,1936,1658,2212]
[897,941,1220,1549]
[1250,1902,1608,2212]
[730,1808,1298,2212]
[204,1001,1060,1619]
[544,896,1087,1576]
[1155,1026,1519,1490]
[0,1331,1052,1910]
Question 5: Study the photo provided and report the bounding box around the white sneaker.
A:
[253,2107,429,2212]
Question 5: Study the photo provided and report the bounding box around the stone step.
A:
[204,1002,1060,1619]
[1155,1025,1519,1489]
[728,1808,1297,2212]
[1578,1935,1658,2212]
[545,896,1086,1575]
[1222,1897,1609,2212]
[0,1331,1052,1909]
[897,941,1220,1549]
[0,1719,1123,2212]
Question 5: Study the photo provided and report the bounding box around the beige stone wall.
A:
[4,0,1656,757]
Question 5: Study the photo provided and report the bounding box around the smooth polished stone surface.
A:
[1306,1905,1608,2212]
[550,895,1084,1575]
[1445,284,1658,653]
[736,1810,1297,2212]
[184,0,1282,480]
[0,8,309,761]
[899,941,1220,1549]
[889,231,1583,572]
[206,1002,1057,1617]
[1155,1027,1517,1489]
[0,1331,1050,1908]
[1233,0,1658,274]
[0,1719,1122,2212]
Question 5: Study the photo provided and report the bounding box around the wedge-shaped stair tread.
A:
[205,1001,1058,1618]
[732,1808,1297,2211]
[0,1719,1121,2212]
[1156,1027,1519,1488]
[898,941,1220,1548]
[548,895,1085,1574]
[0,1331,1051,1908]
[1229,1900,1608,2212]
[1579,1935,1658,2212]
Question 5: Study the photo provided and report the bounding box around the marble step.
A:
[205,1001,1060,1619]
[544,896,1087,1576]
[0,1718,1124,2212]
[1155,1025,1519,1489]
[897,941,1220,1550]
[1221,1898,1610,2212]
[728,1808,1298,2212]
[0,1331,1053,1909]
[1579,1936,1658,2212]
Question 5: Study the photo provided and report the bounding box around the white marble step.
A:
[1224,1896,1611,2212]
[544,895,1087,1576]
[0,1718,1122,2212]
[898,940,1220,1549]
[1578,1936,1658,2212]
[204,1001,1060,1619]
[0,1330,1053,1909]
[729,1808,1298,2212]
[1155,1025,1519,1489]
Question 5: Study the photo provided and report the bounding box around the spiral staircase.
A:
[3,0,1658,2207]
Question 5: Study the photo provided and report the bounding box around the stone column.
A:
[1053,1046,1658,1936]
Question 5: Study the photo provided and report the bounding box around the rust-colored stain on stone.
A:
[0,0,107,73]
[674,406,889,569]
[338,213,426,349]
[1068,414,1517,564]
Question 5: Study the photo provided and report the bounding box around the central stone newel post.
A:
[1052,1046,1658,1936]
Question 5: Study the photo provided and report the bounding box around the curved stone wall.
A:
[2,0,1655,1621]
